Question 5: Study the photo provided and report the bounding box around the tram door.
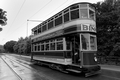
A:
[71,34,80,65]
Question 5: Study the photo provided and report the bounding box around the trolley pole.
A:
[27,19,43,37]
[26,19,43,57]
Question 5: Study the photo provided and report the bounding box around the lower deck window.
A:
[41,44,44,51]
[81,34,89,50]
[57,42,63,50]
[50,43,55,50]
[90,36,97,50]
[45,44,49,50]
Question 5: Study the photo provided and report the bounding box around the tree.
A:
[94,0,120,56]
[0,45,5,53]
[4,41,17,53]
[0,8,7,26]
[110,42,120,57]
[13,36,31,55]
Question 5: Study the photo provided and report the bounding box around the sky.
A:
[0,0,103,45]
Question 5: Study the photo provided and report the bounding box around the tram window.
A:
[45,43,49,50]
[34,30,37,35]
[70,5,79,10]
[81,34,89,50]
[38,44,41,51]
[89,9,95,20]
[66,41,71,50]
[90,36,96,50]
[38,28,41,33]
[55,16,62,26]
[80,9,88,18]
[50,43,55,50]
[89,4,95,10]
[42,25,47,32]
[71,9,79,20]
[57,42,63,50]
[48,21,54,29]
[41,44,44,51]
[64,12,69,22]
[80,4,87,7]
[35,45,37,51]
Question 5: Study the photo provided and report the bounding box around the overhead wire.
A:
[1,0,26,44]
[28,0,52,20]
[5,0,52,39]
[2,0,75,44]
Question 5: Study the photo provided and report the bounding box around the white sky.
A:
[0,0,103,45]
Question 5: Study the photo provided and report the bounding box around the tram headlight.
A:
[94,57,97,62]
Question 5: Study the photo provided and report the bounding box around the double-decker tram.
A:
[31,2,100,77]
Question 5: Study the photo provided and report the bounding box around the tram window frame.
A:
[81,34,90,51]
[90,35,97,51]
[70,9,79,20]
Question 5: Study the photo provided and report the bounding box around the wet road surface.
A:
[1,53,120,80]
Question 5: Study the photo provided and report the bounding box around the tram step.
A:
[66,69,81,73]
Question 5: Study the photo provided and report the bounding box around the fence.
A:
[97,56,120,65]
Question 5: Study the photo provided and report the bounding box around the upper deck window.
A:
[80,9,88,18]
[38,27,41,33]
[71,9,79,20]
[89,4,95,10]
[42,25,47,32]
[55,16,62,26]
[34,30,37,35]
[89,9,95,20]
[64,12,69,22]
[48,21,54,29]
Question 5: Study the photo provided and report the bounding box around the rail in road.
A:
[0,57,22,80]
[2,53,120,80]
[1,55,56,80]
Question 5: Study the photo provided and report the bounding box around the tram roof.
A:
[32,2,95,31]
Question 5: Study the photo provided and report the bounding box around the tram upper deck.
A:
[31,2,96,40]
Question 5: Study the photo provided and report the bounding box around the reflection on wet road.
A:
[0,55,55,80]
[0,53,120,80]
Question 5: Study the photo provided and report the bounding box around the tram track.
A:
[1,55,56,80]
[1,56,22,80]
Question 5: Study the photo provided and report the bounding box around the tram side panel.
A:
[31,51,73,65]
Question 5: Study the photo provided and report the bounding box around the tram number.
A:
[81,24,96,32]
